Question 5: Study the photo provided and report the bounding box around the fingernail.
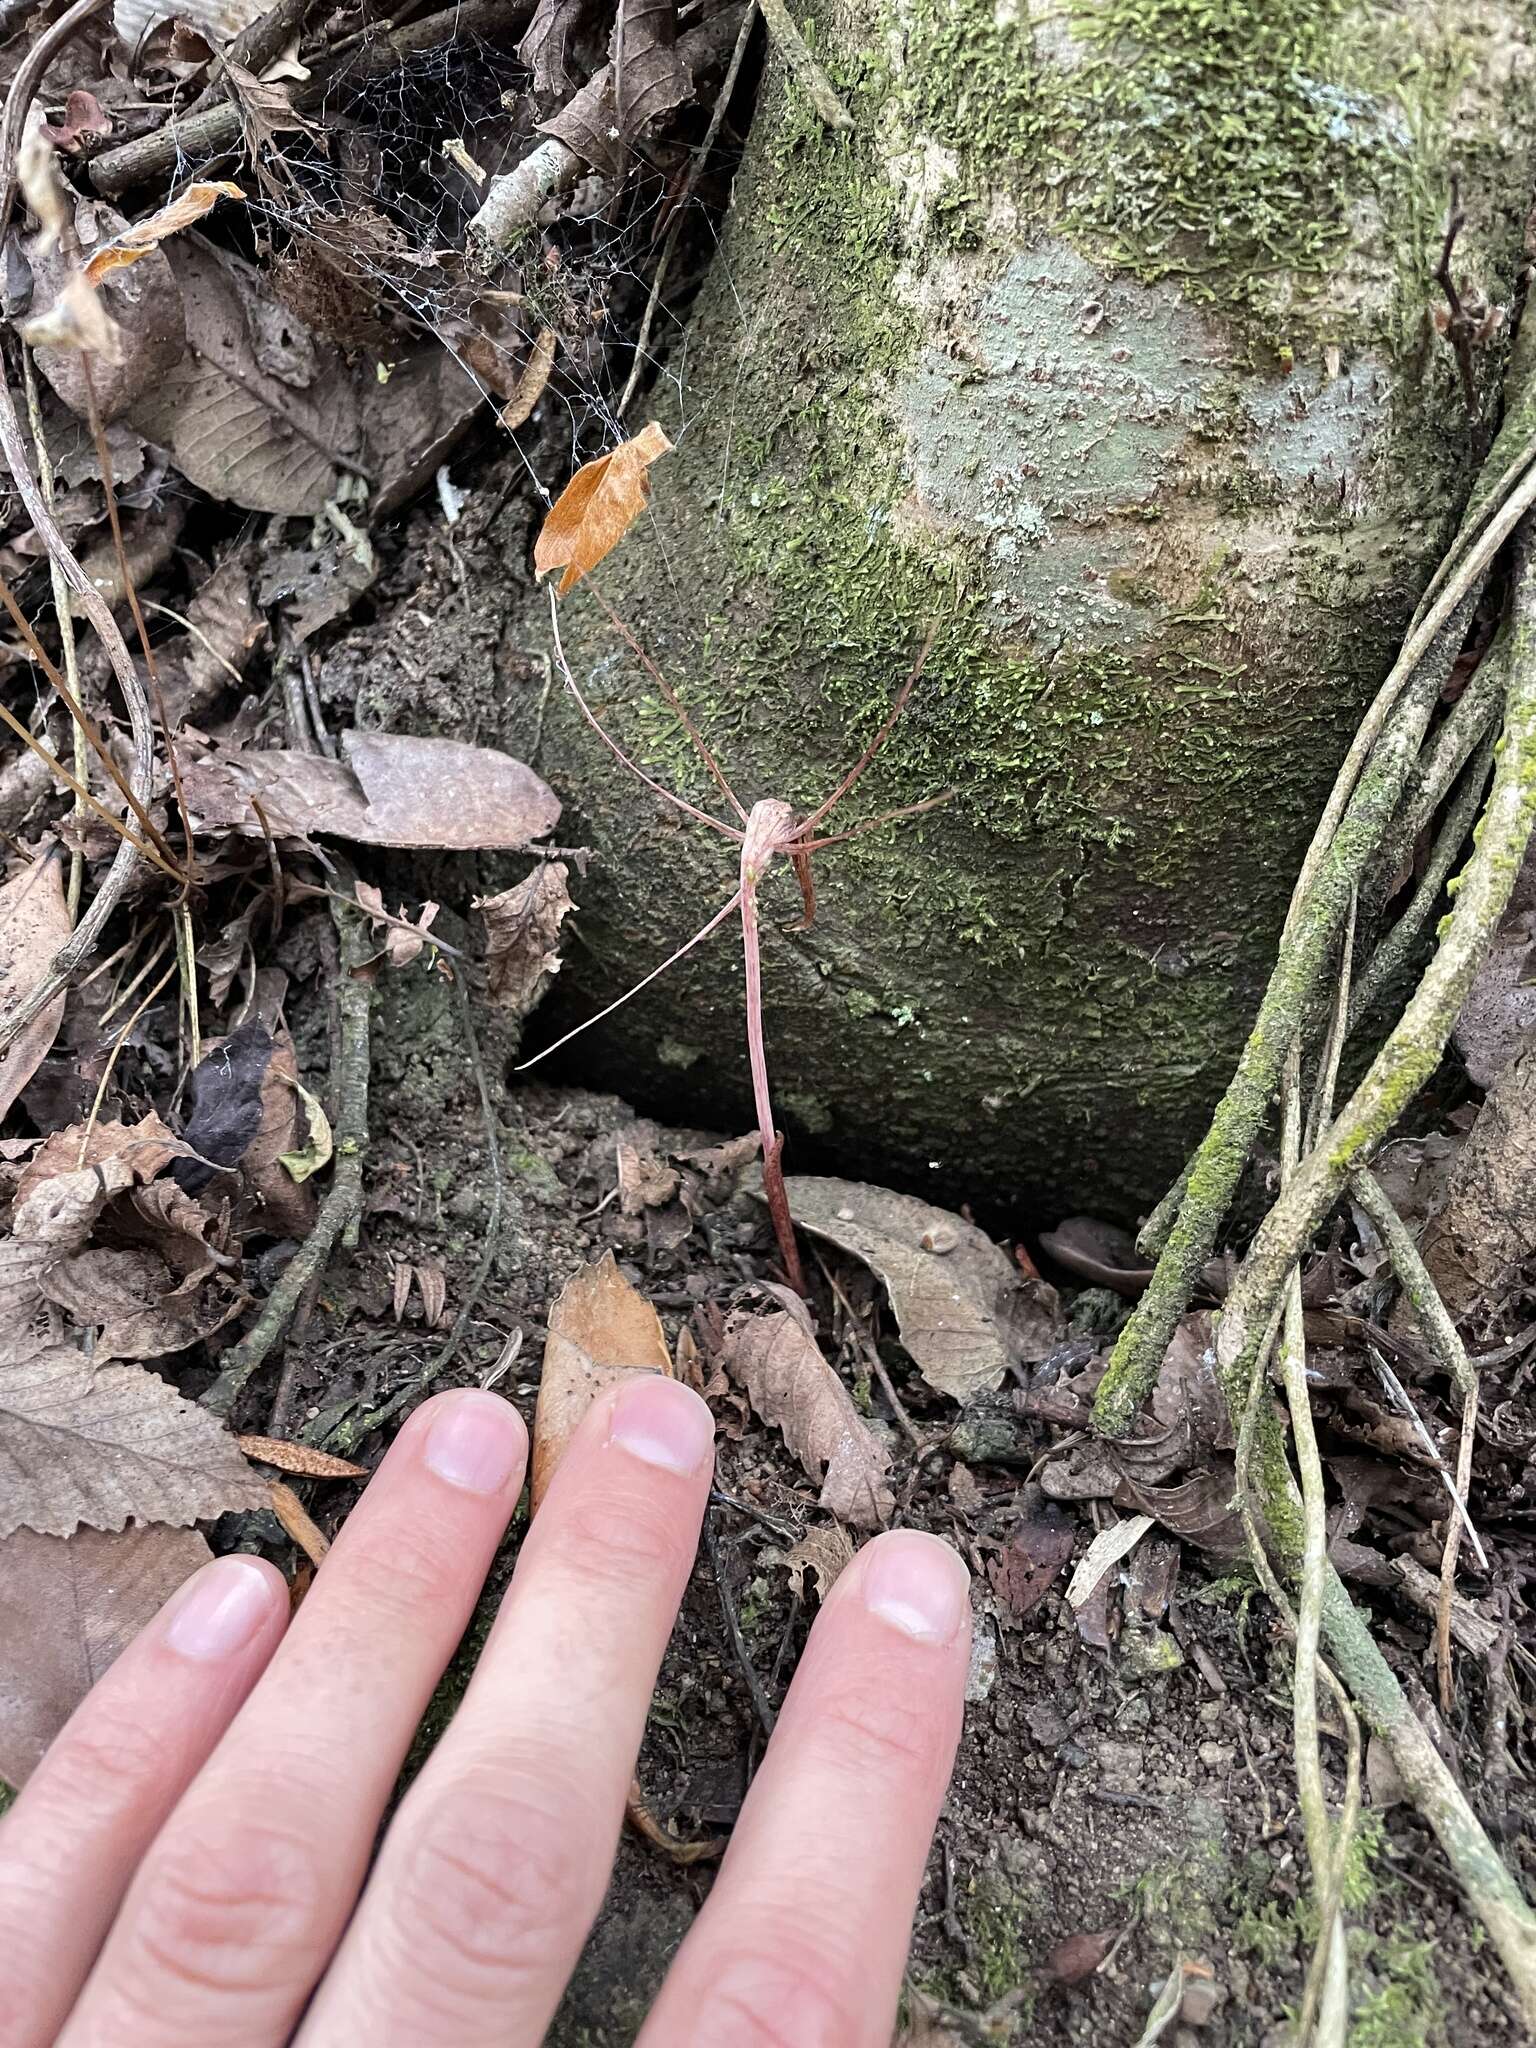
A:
[422,1390,525,1494]
[862,1532,970,1645]
[165,1557,276,1661]
[608,1375,715,1476]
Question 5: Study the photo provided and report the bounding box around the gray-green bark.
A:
[486,0,1536,1215]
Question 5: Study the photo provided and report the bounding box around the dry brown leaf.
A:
[616,1138,680,1216]
[781,1176,1049,1402]
[988,1489,1075,1619]
[534,1252,671,1509]
[237,1024,318,1239]
[0,1348,268,1539]
[355,882,441,969]
[721,1308,893,1530]
[611,0,689,138]
[183,729,561,850]
[236,1434,367,1479]
[82,181,244,280]
[269,1478,329,1566]
[15,1112,184,1208]
[534,422,672,596]
[0,849,70,1120]
[0,1523,210,1788]
[477,861,575,1013]
[20,272,124,364]
[773,1521,855,1599]
[30,199,185,424]
[499,326,557,430]
[518,0,588,92]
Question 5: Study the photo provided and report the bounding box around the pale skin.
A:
[0,1381,970,2048]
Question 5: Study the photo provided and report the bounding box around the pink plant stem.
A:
[740,801,806,1295]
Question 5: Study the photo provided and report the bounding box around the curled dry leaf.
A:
[355,882,441,970]
[43,90,114,154]
[534,422,672,596]
[781,1176,1053,1402]
[183,730,561,850]
[277,1078,332,1184]
[518,0,588,93]
[0,1348,268,1539]
[771,1521,855,1599]
[721,1308,893,1530]
[0,848,70,1121]
[987,1487,1075,1619]
[499,326,557,430]
[82,181,244,281]
[20,272,124,364]
[0,1523,211,1788]
[611,0,689,139]
[269,1478,330,1566]
[533,1252,672,1508]
[477,861,575,1015]
[236,1434,367,1479]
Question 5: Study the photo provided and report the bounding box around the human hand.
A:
[0,1379,970,2047]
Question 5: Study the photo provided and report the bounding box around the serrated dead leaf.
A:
[533,1252,671,1509]
[0,1522,211,1788]
[720,1308,893,1530]
[82,181,244,281]
[15,1113,184,1208]
[0,1348,268,1539]
[477,861,574,1014]
[236,1434,367,1479]
[0,848,70,1120]
[534,421,672,596]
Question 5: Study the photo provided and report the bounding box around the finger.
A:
[636,1529,970,2048]
[0,1556,288,2048]
[297,1373,715,2048]
[57,1389,528,2048]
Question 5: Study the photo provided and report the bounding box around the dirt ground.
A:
[204,961,1532,2046]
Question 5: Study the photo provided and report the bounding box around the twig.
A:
[468,5,747,259]
[175,903,201,1070]
[202,894,372,1417]
[617,0,758,419]
[19,348,88,917]
[704,1510,776,1739]
[75,960,177,1166]
[815,1249,923,1448]
[321,970,509,1449]
[90,0,519,196]
[753,0,851,130]
[1353,1169,1486,1711]
[1435,177,1479,422]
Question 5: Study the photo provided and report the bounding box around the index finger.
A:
[636,1528,970,2048]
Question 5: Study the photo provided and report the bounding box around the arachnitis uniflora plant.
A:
[519,426,951,1293]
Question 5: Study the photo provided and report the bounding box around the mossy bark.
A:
[501,0,1536,1217]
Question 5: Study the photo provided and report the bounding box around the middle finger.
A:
[297,1372,716,2048]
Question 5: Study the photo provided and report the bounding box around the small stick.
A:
[753,0,852,131]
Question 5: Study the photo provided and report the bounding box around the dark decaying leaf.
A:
[1041,1929,1118,1987]
[518,0,589,93]
[183,730,561,850]
[0,1348,268,1539]
[173,1019,274,1192]
[1038,1215,1153,1298]
[0,1523,211,1788]
[780,1176,1049,1401]
[988,1486,1075,1619]
[540,1,742,176]
[721,1308,893,1530]
[477,862,575,1014]
[236,1024,318,1239]
[611,0,689,139]
[0,848,70,1121]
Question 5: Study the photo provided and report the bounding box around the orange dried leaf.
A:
[532,1252,671,1509]
[82,181,245,281]
[534,421,672,596]
[236,1434,368,1480]
[269,1478,330,1566]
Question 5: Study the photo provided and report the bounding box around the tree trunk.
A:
[500,0,1536,1217]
